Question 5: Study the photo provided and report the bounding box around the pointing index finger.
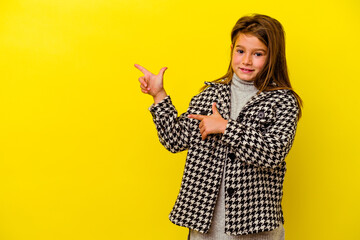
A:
[188,114,205,120]
[134,64,150,74]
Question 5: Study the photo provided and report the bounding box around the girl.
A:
[135,14,302,240]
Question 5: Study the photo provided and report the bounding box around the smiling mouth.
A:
[240,68,254,73]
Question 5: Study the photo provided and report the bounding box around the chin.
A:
[240,75,255,81]
[235,72,254,81]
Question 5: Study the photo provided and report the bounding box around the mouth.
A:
[240,68,255,73]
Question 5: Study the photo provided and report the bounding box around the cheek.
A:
[256,58,267,70]
[231,54,241,65]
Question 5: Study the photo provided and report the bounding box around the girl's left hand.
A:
[188,102,228,140]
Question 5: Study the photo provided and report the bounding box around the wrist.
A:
[221,119,228,133]
[153,90,167,105]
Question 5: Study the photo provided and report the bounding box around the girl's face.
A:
[231,33,268,81]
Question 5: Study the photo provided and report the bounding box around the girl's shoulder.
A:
[204,80,229,88]
[263,89,299,110]
[267,89,297,101]
[192,81,230,99]
[203,81,230,92]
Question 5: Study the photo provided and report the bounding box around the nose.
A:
[242,54,252,65]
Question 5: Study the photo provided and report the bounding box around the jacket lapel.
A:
[216,83,231,120]
[240,90,271,113]
[210,83,275,120]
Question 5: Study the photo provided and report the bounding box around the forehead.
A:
[234,33,267,50]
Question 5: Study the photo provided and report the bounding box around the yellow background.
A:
[0,0,359,239]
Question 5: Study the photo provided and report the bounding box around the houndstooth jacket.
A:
[149,81,299,235]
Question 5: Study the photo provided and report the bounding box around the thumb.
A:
[158,67,168,78]
[212,102,220,115]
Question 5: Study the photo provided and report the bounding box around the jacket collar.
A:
[207,82,276,120]
[204,81,284,119]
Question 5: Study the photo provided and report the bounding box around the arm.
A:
[149,96,192,153]
[135,64,192,153]
[221,92,299,169]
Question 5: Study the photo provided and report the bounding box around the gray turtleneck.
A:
[189,74,285,239]
[229,73,258,120]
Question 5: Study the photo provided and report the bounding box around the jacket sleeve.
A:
[221,91,300,169]
[149,95,192,153]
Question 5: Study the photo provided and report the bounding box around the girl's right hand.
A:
[134,64,168,104]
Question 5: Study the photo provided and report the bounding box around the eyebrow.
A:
[235,45,267,52]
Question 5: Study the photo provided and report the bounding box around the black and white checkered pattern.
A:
[149,82,299,235]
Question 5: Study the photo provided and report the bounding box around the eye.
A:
[254,52,263,57]
[237,49,244,54]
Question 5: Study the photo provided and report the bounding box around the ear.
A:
[230,43,233,51]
